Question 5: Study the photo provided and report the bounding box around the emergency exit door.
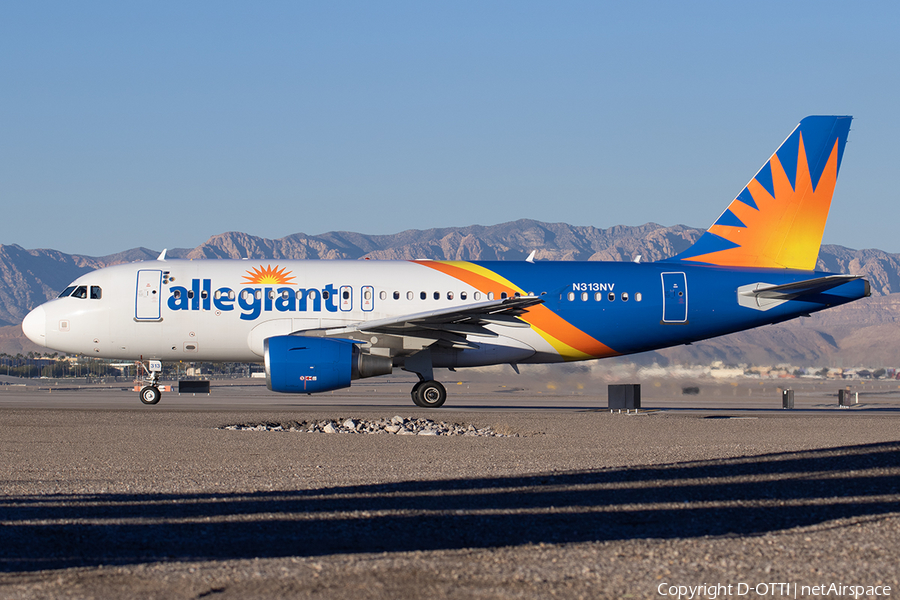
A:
[661,272,688,323]
[339,285,353,311]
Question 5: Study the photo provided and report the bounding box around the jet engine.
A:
[264,335,392,394]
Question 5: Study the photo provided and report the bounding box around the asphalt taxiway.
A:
[0,376,898,599]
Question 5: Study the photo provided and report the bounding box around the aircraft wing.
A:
[743,274,862,299]
[297,296,544,350]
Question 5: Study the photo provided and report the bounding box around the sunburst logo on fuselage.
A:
[242,265,296,285]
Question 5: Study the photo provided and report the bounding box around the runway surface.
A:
[0,376,898,599]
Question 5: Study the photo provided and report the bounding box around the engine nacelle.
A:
[264,336,392,394]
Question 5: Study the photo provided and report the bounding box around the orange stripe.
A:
[414,261,619,359]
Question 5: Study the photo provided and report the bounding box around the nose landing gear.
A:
[135,360,165,405]
[139,385,162,405]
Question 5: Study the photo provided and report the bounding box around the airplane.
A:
[21,115,869,407]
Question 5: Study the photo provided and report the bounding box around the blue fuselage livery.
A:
[22,116,871,407]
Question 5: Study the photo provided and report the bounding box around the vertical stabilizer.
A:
[668,116,851,270]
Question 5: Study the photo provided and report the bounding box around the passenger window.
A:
[174,290,182,299]
[635,292,642,302]
[393,291,400,300]
[622,292,629,302]
[461,291,467,300]
[500,292,508,299]
[72,286,88,299]
[187,290,194,299]
[487,292,494,300]
[433,291,440,300]
[420,291,427,300]
[567,292,575,301]
[203,290,210,299]
[608,292,615,302]
[595,292,602,301]
[58,286,77,298]
[407,291,413,300]
[447,291,454,300]
[581,292,588,301]
[474,292,481,300]
[322,290,329,300]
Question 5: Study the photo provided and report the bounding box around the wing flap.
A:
[291,296,543,352]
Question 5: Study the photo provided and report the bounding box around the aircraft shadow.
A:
[1,441,898,572]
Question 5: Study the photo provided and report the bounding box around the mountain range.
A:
[2,219,899,368]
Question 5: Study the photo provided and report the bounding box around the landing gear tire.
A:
[139,386,161,405]
[410,381,425,406]
[411,380,447,408]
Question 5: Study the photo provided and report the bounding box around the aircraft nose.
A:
[22,306,47,347]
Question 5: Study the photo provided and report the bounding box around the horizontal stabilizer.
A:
[737,274,863,312]
[742,274,861,300]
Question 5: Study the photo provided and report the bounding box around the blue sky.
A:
[2,1,898,256]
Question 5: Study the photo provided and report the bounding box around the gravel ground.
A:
[0,384,898,599]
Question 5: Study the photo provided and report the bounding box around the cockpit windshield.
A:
[57,285,101,299]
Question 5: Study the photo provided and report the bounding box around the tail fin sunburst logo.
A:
[670,115,851,271]
[242,265,296,285]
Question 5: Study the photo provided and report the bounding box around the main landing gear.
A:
[135,360,164,405]
[404,348,447,408]
[411,380,447,408]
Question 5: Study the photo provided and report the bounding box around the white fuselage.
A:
[23,259,554,365]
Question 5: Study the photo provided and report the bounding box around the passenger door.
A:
[135,270,162,321]
[661,272,688,323]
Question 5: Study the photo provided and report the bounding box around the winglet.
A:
[157,249,167,261]
[667,116,852,270]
